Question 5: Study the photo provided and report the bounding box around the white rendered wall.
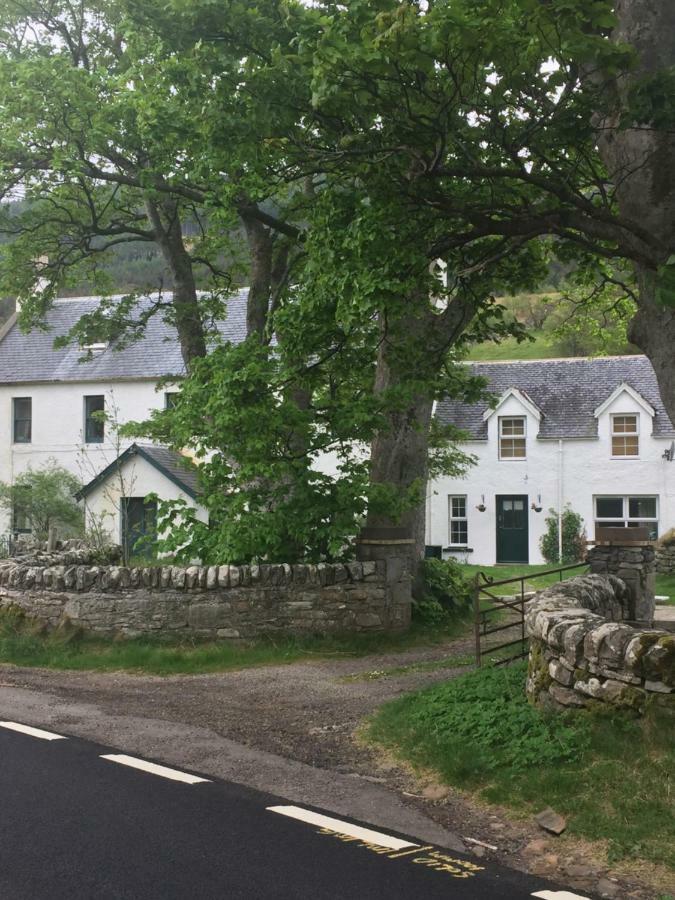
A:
[426,390,675,567]
[0,379,176,534]
[82,453,207,545]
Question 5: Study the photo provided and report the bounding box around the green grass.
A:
[656,574,675,605]
[0,606,473,676]
[368,662,675,869]
[466,333,561,361]
[459,562,589,595]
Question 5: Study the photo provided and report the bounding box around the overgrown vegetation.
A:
[413,558,474,626]
[540,506,587,565]
[369,662,675,868]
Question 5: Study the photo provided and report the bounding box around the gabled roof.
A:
[482,387,543,422]
[76,443,200,501]
[593,382,656,419]
[0,289,249,385]
[436,356,675,440]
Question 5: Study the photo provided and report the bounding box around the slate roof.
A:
[0,289,249,385]
[435,356,675,439]
[76,443,200,500]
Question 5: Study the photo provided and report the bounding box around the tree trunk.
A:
[364,291,475,580]
[629,267,675,415]
[241,212,274,341]
[145,198,206,367]
[597,0,675,422]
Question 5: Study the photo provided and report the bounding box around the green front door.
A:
[496,495,529,563]
[122,497,158,561]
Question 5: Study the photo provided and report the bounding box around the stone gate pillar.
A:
[587,527,655,625]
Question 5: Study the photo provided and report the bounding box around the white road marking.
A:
[267,805,417,851]
[0,721,66,741]
[100,754,210,784]
[532,891,592,900]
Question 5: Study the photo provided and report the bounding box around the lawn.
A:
[0,605,473,676]
[368,661,675,871]
[458,562,589,595]
[458,562,675,603]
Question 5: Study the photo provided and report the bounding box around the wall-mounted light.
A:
[531,494,543,513]
[663,441,675,461]
[476,494,486,512]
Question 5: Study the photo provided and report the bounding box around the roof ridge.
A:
[464,354,646,365]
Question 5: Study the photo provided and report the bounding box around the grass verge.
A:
[368,661,675,869]
[0,606,473,676]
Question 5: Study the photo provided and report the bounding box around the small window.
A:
[12,397,32,444]
[84,395,105,443]
[165,392,178,410]
[499,416,526,459]
[611,414,639,457]
[448,495,468,545]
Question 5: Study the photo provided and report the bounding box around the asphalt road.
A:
[0,721,587,900]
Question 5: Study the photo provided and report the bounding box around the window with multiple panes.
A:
[499,416,526,459]
[611,413,639,457]
[84,395,105,444]
[12,397,32,443]
[594,495,658,540]
[448,495,468,545]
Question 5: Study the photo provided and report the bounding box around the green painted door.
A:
[122,497,158,561]
[496,495,529,563]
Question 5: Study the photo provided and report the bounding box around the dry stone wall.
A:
[586,544,655,624]
[525,574,673,714]
[0,554,411,639]
[656,546,675,575]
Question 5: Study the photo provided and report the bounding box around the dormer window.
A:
[499,417,526,459]
[611,414,639,458]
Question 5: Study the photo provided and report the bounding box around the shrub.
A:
[0,460,83,540]
[413,558,473,625]
[540,505,586,565]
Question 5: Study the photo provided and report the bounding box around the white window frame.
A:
[594,494,658,539]
[610,413,639,459]
[498,416,526,460]
[448,495,468,546]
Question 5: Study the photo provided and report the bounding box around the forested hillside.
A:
[469,291,638,361]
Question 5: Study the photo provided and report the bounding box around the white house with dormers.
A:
[1,294,674,566]
[427,356,675,566]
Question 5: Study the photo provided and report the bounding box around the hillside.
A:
[466,292,638,361]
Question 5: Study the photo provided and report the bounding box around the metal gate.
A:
[473,563,588,667]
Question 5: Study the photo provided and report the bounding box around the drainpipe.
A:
[558,439,564,563]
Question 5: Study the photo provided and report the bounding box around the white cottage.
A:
[427,357,675,566]
[0,292,248,550]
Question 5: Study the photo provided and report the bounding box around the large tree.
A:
[292,0,674,421]
[0,0,304,362]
